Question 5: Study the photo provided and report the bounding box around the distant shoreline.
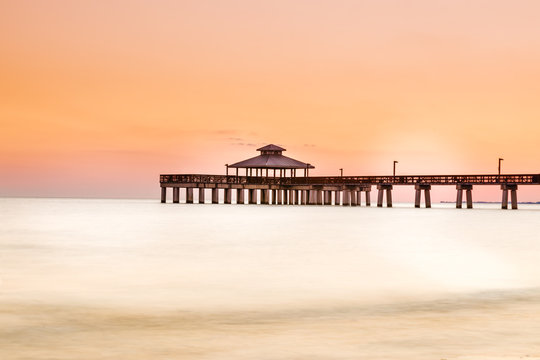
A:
[441,201,540,204]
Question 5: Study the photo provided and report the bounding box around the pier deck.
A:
[160,174,540,186]
[160,173,540,209]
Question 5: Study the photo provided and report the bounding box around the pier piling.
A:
[290,190,297,205]
[248,189,257,204]
[350,190,358,206]
[501,183,518,209]
[186,188,194,204]
[456,184,473,209]
[301,190,307,205]
[377,184,393,207]
[324,191,332,205]
[237,189,244,204]
[308,190,316,205]
[212,188,219,204]
[511,188,518,209]
[502,187,508,209]
[199,188,205,204]
[335,191,340,205]
[316,189,323,205]
[224,188,232,204]
[414,184,431,208]
[264,189,271,204]
[425,188,431,208]
[342,190,351,206]
[161,187,167,203]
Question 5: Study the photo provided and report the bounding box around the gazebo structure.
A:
[227,144,315,177]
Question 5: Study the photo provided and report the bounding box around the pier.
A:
[160,144,540,209]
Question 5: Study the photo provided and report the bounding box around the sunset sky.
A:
[1,0,540,200]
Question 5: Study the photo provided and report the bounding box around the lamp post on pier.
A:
[498,158,504,176]
[393,161,398,177]
[339,168,343,177]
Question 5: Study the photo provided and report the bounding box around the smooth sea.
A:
[1,197,540,359]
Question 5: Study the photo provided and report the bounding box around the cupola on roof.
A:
[256,144,286,152]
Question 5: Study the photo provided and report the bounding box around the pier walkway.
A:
[160,173,540,209]
[160,144,539,209]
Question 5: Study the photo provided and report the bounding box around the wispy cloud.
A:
[211,129,238,135]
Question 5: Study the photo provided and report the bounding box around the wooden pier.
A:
[160,144,540,209]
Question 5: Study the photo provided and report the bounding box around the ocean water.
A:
[1,197,540,359]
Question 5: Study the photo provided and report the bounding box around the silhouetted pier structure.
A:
[160,144,540,209]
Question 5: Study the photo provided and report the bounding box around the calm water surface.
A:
[1,198,540,359]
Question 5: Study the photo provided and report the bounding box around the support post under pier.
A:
[324,191,332,205]
[290,190,296,205]
[501,183,518,210]
[236,189,244,204]
[335,191,340,205]
[511,188,518,210]
[356,187,371,206]
[376,184,393,207]
[261,189,269,204]
[365,191,371,206]
[456,184,473,209]
[248,189,257,204]
[161,187,167,203]
[502,188,508,209]
[316,190,323,205]
[308,190,317,205]
[425,187,431,208]
[224,188,232,204]
[212,188,219,204]
[173,187,179,203]
[350,190,357,206]
[342,190,351,206]
[199,188,205,204]
[414,184,431,208]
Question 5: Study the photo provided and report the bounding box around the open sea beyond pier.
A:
[1,198,540,359]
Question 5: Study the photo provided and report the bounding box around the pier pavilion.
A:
[160,144,540,209]
[228,144,314,178]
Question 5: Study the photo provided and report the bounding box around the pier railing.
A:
[160,174,540,186]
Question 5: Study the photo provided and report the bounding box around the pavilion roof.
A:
[229,143,314,169]
[229,154,314,169]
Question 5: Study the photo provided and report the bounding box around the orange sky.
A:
[1,0,540,200]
